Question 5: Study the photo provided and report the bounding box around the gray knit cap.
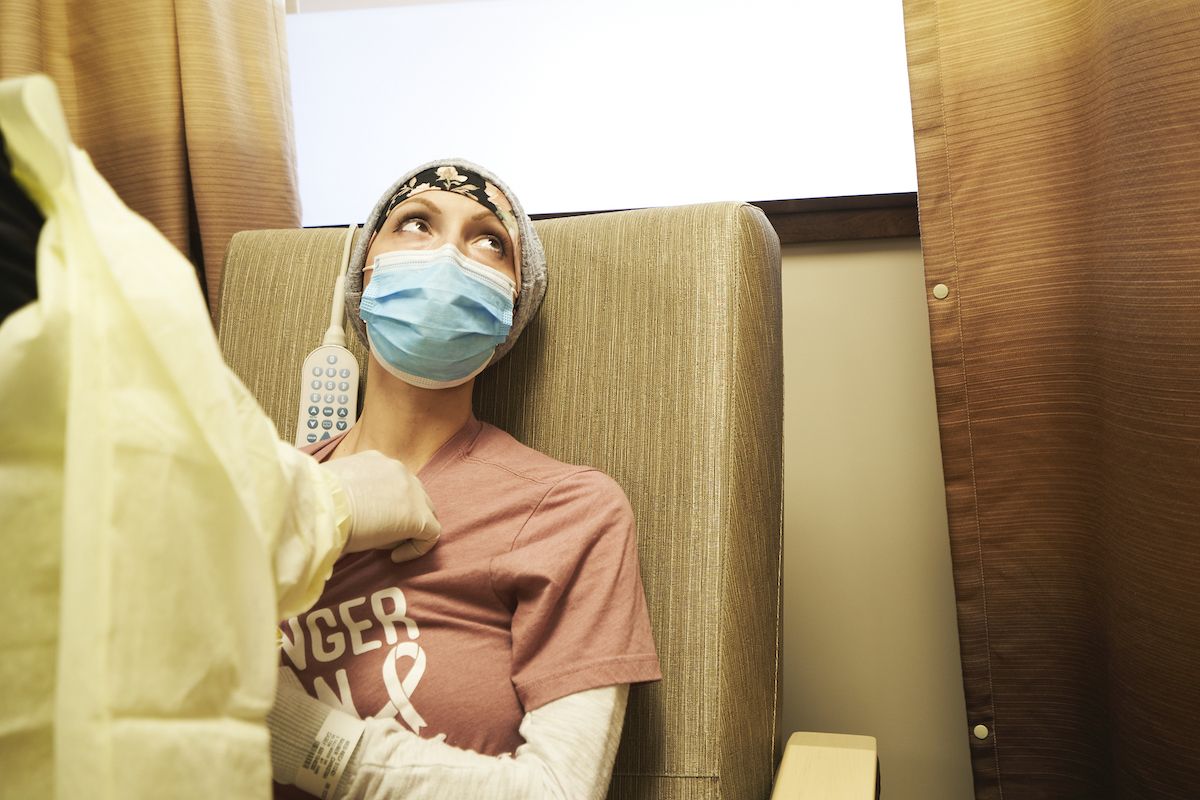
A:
[345,157,547,365]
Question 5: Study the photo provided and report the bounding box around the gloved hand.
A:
[319,450,442,563]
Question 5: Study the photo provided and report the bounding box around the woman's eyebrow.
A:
[395,195,442,216]
[464,208,511,245]
[396,196,495,225]
[467,208,499,225]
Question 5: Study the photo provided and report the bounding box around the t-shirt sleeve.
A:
[491,469,662,711]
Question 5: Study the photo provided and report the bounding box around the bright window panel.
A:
[288,0,917,225]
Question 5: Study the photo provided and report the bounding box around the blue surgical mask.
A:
[360,245,515,389]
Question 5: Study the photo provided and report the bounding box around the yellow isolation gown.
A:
[0,74,347,799]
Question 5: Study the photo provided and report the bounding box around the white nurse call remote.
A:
[294,225,361,447]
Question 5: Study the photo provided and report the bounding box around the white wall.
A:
[780,238,975,800]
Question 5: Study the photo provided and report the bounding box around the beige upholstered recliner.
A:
[218,202,876,799]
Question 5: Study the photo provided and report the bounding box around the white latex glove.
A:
[319,450,441,563]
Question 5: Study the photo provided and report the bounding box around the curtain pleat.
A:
[0,0,299,316]
[904,0,1200,797]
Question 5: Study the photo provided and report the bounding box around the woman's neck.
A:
[331,356,474,473]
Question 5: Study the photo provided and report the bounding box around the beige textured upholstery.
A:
[218,202,784,800]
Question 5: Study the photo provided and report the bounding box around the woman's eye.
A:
[474,235,504,255]
[396,217,429,234]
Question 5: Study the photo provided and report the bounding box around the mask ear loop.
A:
[493,207,521,299]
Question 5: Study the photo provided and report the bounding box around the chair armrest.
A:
[769,732,878,799]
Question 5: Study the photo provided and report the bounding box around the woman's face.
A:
[362,190,517,290]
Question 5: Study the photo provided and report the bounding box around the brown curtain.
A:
[0,0,299,316]
[903,1,1200,797]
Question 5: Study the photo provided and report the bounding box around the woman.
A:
[268,159,662,799]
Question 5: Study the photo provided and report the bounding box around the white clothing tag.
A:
[293,712,365,799]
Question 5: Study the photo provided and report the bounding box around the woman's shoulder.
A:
[471,422,628,500]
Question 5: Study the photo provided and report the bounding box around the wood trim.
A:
[531,193,920,244]
[752,193,919,243]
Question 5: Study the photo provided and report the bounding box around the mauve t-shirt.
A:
[278,416,661,759]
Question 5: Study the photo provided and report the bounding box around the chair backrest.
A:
[218,202,783,800]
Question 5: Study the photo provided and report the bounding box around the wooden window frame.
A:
[530,192,919,244]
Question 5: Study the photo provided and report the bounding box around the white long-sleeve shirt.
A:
[268,669,627,800]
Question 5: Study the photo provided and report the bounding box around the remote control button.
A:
[320,432,331,441]
[338,394,349,404]
[323,407,334,417]
[340,368,350,378]
[325,393,335,403]
[307,419,318,429]
[308,406,319,416]
[311,380,321,390]
[312,366,322,376]
[336,420,347,431]
[306,433,318,443]
[338,381,349,391]
[327,354,337,364]
[337,408,348,418]
[325,380,336,390]
[322,420,333,430]
[326,367,336,377]
[310,392,321,402]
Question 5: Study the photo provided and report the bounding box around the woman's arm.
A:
[269,671,628,800]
